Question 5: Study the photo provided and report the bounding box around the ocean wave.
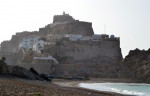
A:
[79,83,150,96]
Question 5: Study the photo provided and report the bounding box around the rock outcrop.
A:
[0,60,42,80]
[7,65,42,80]
[123,48,150,83]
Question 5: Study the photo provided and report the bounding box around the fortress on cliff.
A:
[0,12,122,77]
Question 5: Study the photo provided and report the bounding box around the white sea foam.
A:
[79,83,150,96]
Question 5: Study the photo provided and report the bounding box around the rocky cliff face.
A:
[122,48,150,83]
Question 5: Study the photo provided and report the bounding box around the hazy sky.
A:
[0,0,150,57]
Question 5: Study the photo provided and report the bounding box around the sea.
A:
[79,83,150,96]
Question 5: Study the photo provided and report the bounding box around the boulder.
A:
[0,60,42,80]
[7,65,43,80]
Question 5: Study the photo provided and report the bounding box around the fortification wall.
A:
[18,61,55,74]
[54,63,119,78]
[15,49,56,74]
[15,39,122,76]
[53,15,75,23]
[45,40,122,64]
[46,40,122,77]
[47,21,94,36]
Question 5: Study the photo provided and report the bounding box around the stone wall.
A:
[18,61,55,74]
[0,13,123,77]
[47,21,94,36]
[45,40,122,64]
[53,15,75,23]
[15,49,56,74]
[0,52,18,65]
[54,63,120,78]
[42,39,123,77]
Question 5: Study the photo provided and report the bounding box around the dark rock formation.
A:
[123,48,150,83]
[0,60,42,80]
[7,65,42,80]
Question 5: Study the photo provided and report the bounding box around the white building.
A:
[80,36,92,41]
[33,56,59,64]
[92,34,103,41]
[19,35,40,50]
[66,34,82,41]
[33,40,45,53]
[47,34,66,41]
[33,40,54,53]
[47,34,83,41]
[92,34,109,41]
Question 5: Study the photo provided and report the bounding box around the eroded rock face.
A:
[7,66,42,80]
[123,48,150,83]
[0,60,42,80]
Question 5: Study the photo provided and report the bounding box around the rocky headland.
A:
[122,48,150,83]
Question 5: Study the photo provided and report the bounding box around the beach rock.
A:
[0,60,43,80]
[7,65,43,80]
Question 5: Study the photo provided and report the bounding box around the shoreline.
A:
[53,78,140,96]
[0,76,137,96]
[53,78,141,96]
[53,78,141,87]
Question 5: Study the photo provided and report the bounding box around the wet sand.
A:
[0,76,134,96]
[53,78,140,87]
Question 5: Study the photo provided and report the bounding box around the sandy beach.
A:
[53,78,140,87]
[0,76,136,96]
